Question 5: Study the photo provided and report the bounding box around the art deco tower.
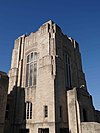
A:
[6,20,94,133]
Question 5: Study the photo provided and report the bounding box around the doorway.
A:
[19,129,29,133]
[38,128,49,133]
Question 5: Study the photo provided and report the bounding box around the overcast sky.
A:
[0,0,100,109]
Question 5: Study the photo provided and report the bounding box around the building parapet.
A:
[81,122,100,133]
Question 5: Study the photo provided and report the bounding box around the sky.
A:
[0,0,100,110]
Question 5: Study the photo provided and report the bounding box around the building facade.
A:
[0,71,8,133]
[4,20,100,133]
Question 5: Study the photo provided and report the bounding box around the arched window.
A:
[26,52,37,87]
[26,101,32,119]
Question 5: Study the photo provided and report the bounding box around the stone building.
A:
[0,71,8,133]
[4,20,100,133]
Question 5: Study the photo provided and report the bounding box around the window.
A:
[29,63,33,86]
[65,53,72,89]
[83,108,88,122]
[34,52,37,60]
[33,63,37,85]
[26,52,37,87]
[60,106,62,118]
[24,103,26,119]
[44,105,48,117]
[26,64,29,87]
[5,104,9,119]
[26,101,32,119]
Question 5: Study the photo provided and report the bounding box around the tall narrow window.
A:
[44,105,48,118]
[65,53,72,89]
[26,101,32,119]
[24,103,26,119]
[31,52,33,61]
[33,63,37,85]
[30,102,32,119]
[83,108,88,122]
[27,55,30,63]
[26,64,29,87]
[26,102,29,119]
[29,63,33,86]
[25,52,37,87]
[60,106,62,118]
[34,52,37,60]
[5,104,9,119]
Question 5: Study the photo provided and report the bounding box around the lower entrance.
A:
[38,128,49,133]
[19,129,29,133]
[60,128,69,133]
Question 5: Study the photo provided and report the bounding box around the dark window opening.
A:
[65,53,72,90]
[44,106,48,118]
[26,101,32,119]
[60,106,62,118]
[60,128,69,133]
[24,103,26,119]
[38,128,49,133]
[34,52,37,60]
[26,64,29,87]
[19,129,29,133]
[33,63,37,85]
[5,104,9,119]
[29,63,33,86]
[83,108,88,122]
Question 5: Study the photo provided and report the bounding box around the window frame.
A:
[25,52,37,87]
[44,105,48,118]
[64,52,72,90]
[26,101,32,119]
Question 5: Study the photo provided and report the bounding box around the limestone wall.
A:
[81,122,100,133]
[67,88,81,133]
[0,72,8,133]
